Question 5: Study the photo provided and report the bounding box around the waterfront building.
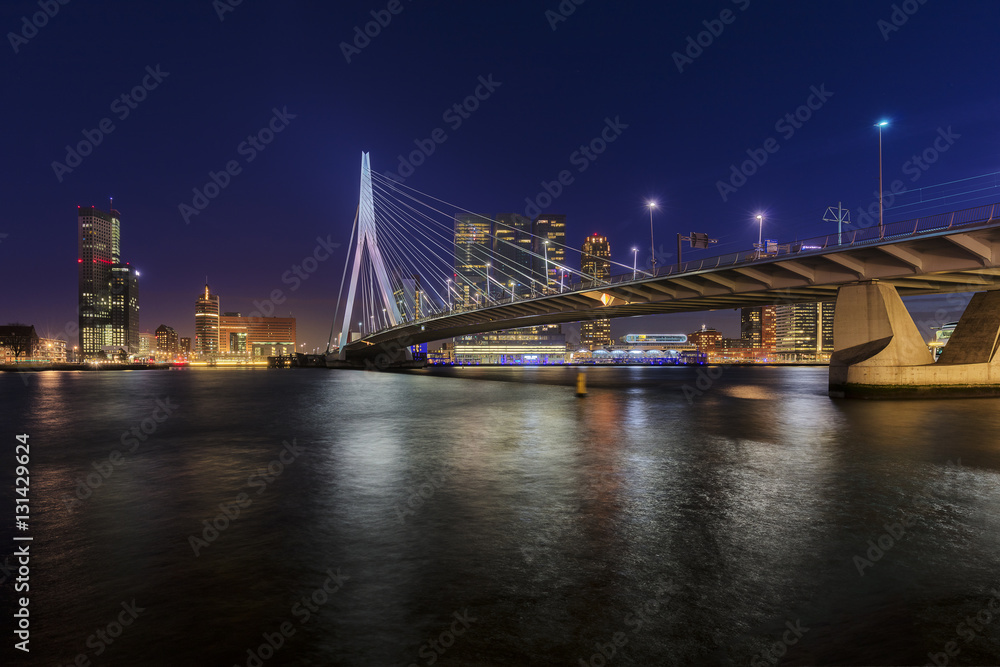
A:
[195,283,221,355]
[218,314,296,358]
[35,337,67,362]
[452,329,566,364]
[0,324,39,363]
[688,326,723,354]
[581,234,612,348]
[138,332,154,356]
[155,325,179,354]
[78,205,140,358]
[775,301,835,361]
[740,305,776,356]
[180,337,191,354]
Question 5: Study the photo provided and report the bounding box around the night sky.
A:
[4,0,1000,348]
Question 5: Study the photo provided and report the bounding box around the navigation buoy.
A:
[575,371,587,397]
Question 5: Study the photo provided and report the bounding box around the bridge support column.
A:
[830,281,1000,398]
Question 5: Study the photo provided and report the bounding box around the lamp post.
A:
[756,214,763,254]
[446,278,452,311]
[509,281,515,301]
[876,120,889,237]
[485,262,491,302]
[632,248,638,279]
[543,240,550,294]
[647,201,657,271]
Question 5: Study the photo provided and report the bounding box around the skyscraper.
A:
[195,284,220,355]
[740,305,776,357]
[453,213,492,307]
[533,214,566,292]
[493,213,534,297]
[78,205,139,358]
[775,302,835,361]
[581,234,612,348]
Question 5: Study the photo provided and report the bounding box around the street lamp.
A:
[446,278,452,310]
[509,280,515,301]
[486,262,491,302]
[647,201,657,270]
[543,240,550,294]
[632,248,638,279]
[756,214,763,248]
[876,120,889,236]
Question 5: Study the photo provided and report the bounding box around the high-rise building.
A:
[78,206,139,357]
[581,234,612,349]
[110,264,139,352]
[155,325,179,354]
[741,305,776,357]
[533,214,566,292]
[775,302,835,361]
[179,337,191,354]
[195,284,221,355]
[493,213,534,297]
[453,213,492,307]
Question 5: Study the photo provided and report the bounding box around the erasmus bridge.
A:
[327,153,1000,397]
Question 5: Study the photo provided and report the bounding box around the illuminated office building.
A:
[740,305,776,356]
[155,325,179,354]
[78,205,140,357]
[580,234,612,348]
[218,314,296,358]
[194,284,220,355]
[533,214,566,292]
[493,213,534,297]
[775,302,835,361]
[453,213,492,306]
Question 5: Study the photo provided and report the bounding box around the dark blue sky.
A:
[4,0,1000,346]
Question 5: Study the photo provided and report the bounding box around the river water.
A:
[2,366,999,666]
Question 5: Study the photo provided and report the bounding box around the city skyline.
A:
[5,2,999,349]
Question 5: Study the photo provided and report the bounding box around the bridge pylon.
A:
[336,153,405,360]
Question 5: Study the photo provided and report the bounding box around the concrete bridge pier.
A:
[830,281,1000,398]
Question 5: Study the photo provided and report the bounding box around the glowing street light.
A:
[446,278,452,310]
[543,240,550,293]
[876,120,889,236]
[632,247,638,279]
[647,201,657,270]
[756,214,763,247]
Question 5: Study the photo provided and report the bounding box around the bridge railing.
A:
[568,201,999,290]
[365,201,999,338]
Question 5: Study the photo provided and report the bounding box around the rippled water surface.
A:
[2,366,1000,666]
